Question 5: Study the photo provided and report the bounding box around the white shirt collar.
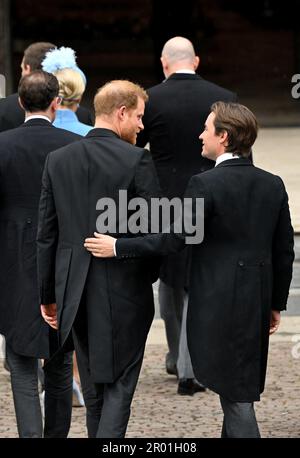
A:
[175,69,196,74]
[25,115,52,123]
[215,153,240,166]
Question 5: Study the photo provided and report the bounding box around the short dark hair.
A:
[211,101,258,157]
[23,42,56,71]
[18,70,59,112]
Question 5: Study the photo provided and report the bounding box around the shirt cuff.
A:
[113,239,117,257]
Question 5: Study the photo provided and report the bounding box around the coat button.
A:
[260,261,265,266]
[238,260,244,267]
[26,218,32,224]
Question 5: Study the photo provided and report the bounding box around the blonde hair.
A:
[54,68,85,108]
[94,80,148,117]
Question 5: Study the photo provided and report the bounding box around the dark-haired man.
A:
[0,70,81,437]
[85,102,294,438]
[0,42,93,131]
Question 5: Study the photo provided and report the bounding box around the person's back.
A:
[198,162,288,249]
[37,80,161,438]
[187,159,294,403]
[0,70,80,438]
[41,130,158,367]
[0,122,80,210]
[0,86,80,355]
[140,75,236,198]
[137,36,237,199]
[54,109,92,135]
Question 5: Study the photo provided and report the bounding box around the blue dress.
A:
[53,109,93,136]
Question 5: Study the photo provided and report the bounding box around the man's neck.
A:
[215,152,240,166]
[165,64,196,78]
[94,119,118,135]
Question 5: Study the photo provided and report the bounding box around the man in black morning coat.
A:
[0,41,93,132]
[37,80,160,438]
[0,71,81,437]
[136,36,237,391]
[85,102,294,438]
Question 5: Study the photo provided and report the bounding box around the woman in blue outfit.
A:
[42,46,93,136]
[53,67,92,136]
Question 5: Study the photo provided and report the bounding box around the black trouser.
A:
[220,396,261,438]
[6,344,43,438]
[6,343,73,438]
[72,325,144,438]
[43,348,73,438]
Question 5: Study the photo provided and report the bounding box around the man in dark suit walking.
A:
[85,102,294,437]
[0,70,81,437]
[137,36,237,394]
[0,41,93,132]
[37,80,160,438]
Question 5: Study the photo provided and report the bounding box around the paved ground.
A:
[0,316,300,438]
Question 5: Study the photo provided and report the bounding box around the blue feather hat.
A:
[41,46,87,85]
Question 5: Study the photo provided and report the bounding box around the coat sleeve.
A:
[271,177,294,311]
[36,154,58,305]
[116,174,207,258]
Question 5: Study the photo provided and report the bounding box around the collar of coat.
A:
[85,128,120,139]
[21,118,52,128]
[215,157,253,168]
[167,73,202,82]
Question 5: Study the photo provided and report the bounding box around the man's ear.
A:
[219,130,228,147]
[23,64,31,76]
[160,56,168,72]
[194,55,200,71]
[18,97,25,111]
[117,105,127,121]
[50,97,60,112]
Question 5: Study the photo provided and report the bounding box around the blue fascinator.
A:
[41,46,87,85]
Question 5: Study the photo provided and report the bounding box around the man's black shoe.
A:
[193,380,206,393]
[177,378,206,396]
[166,362,178,376]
